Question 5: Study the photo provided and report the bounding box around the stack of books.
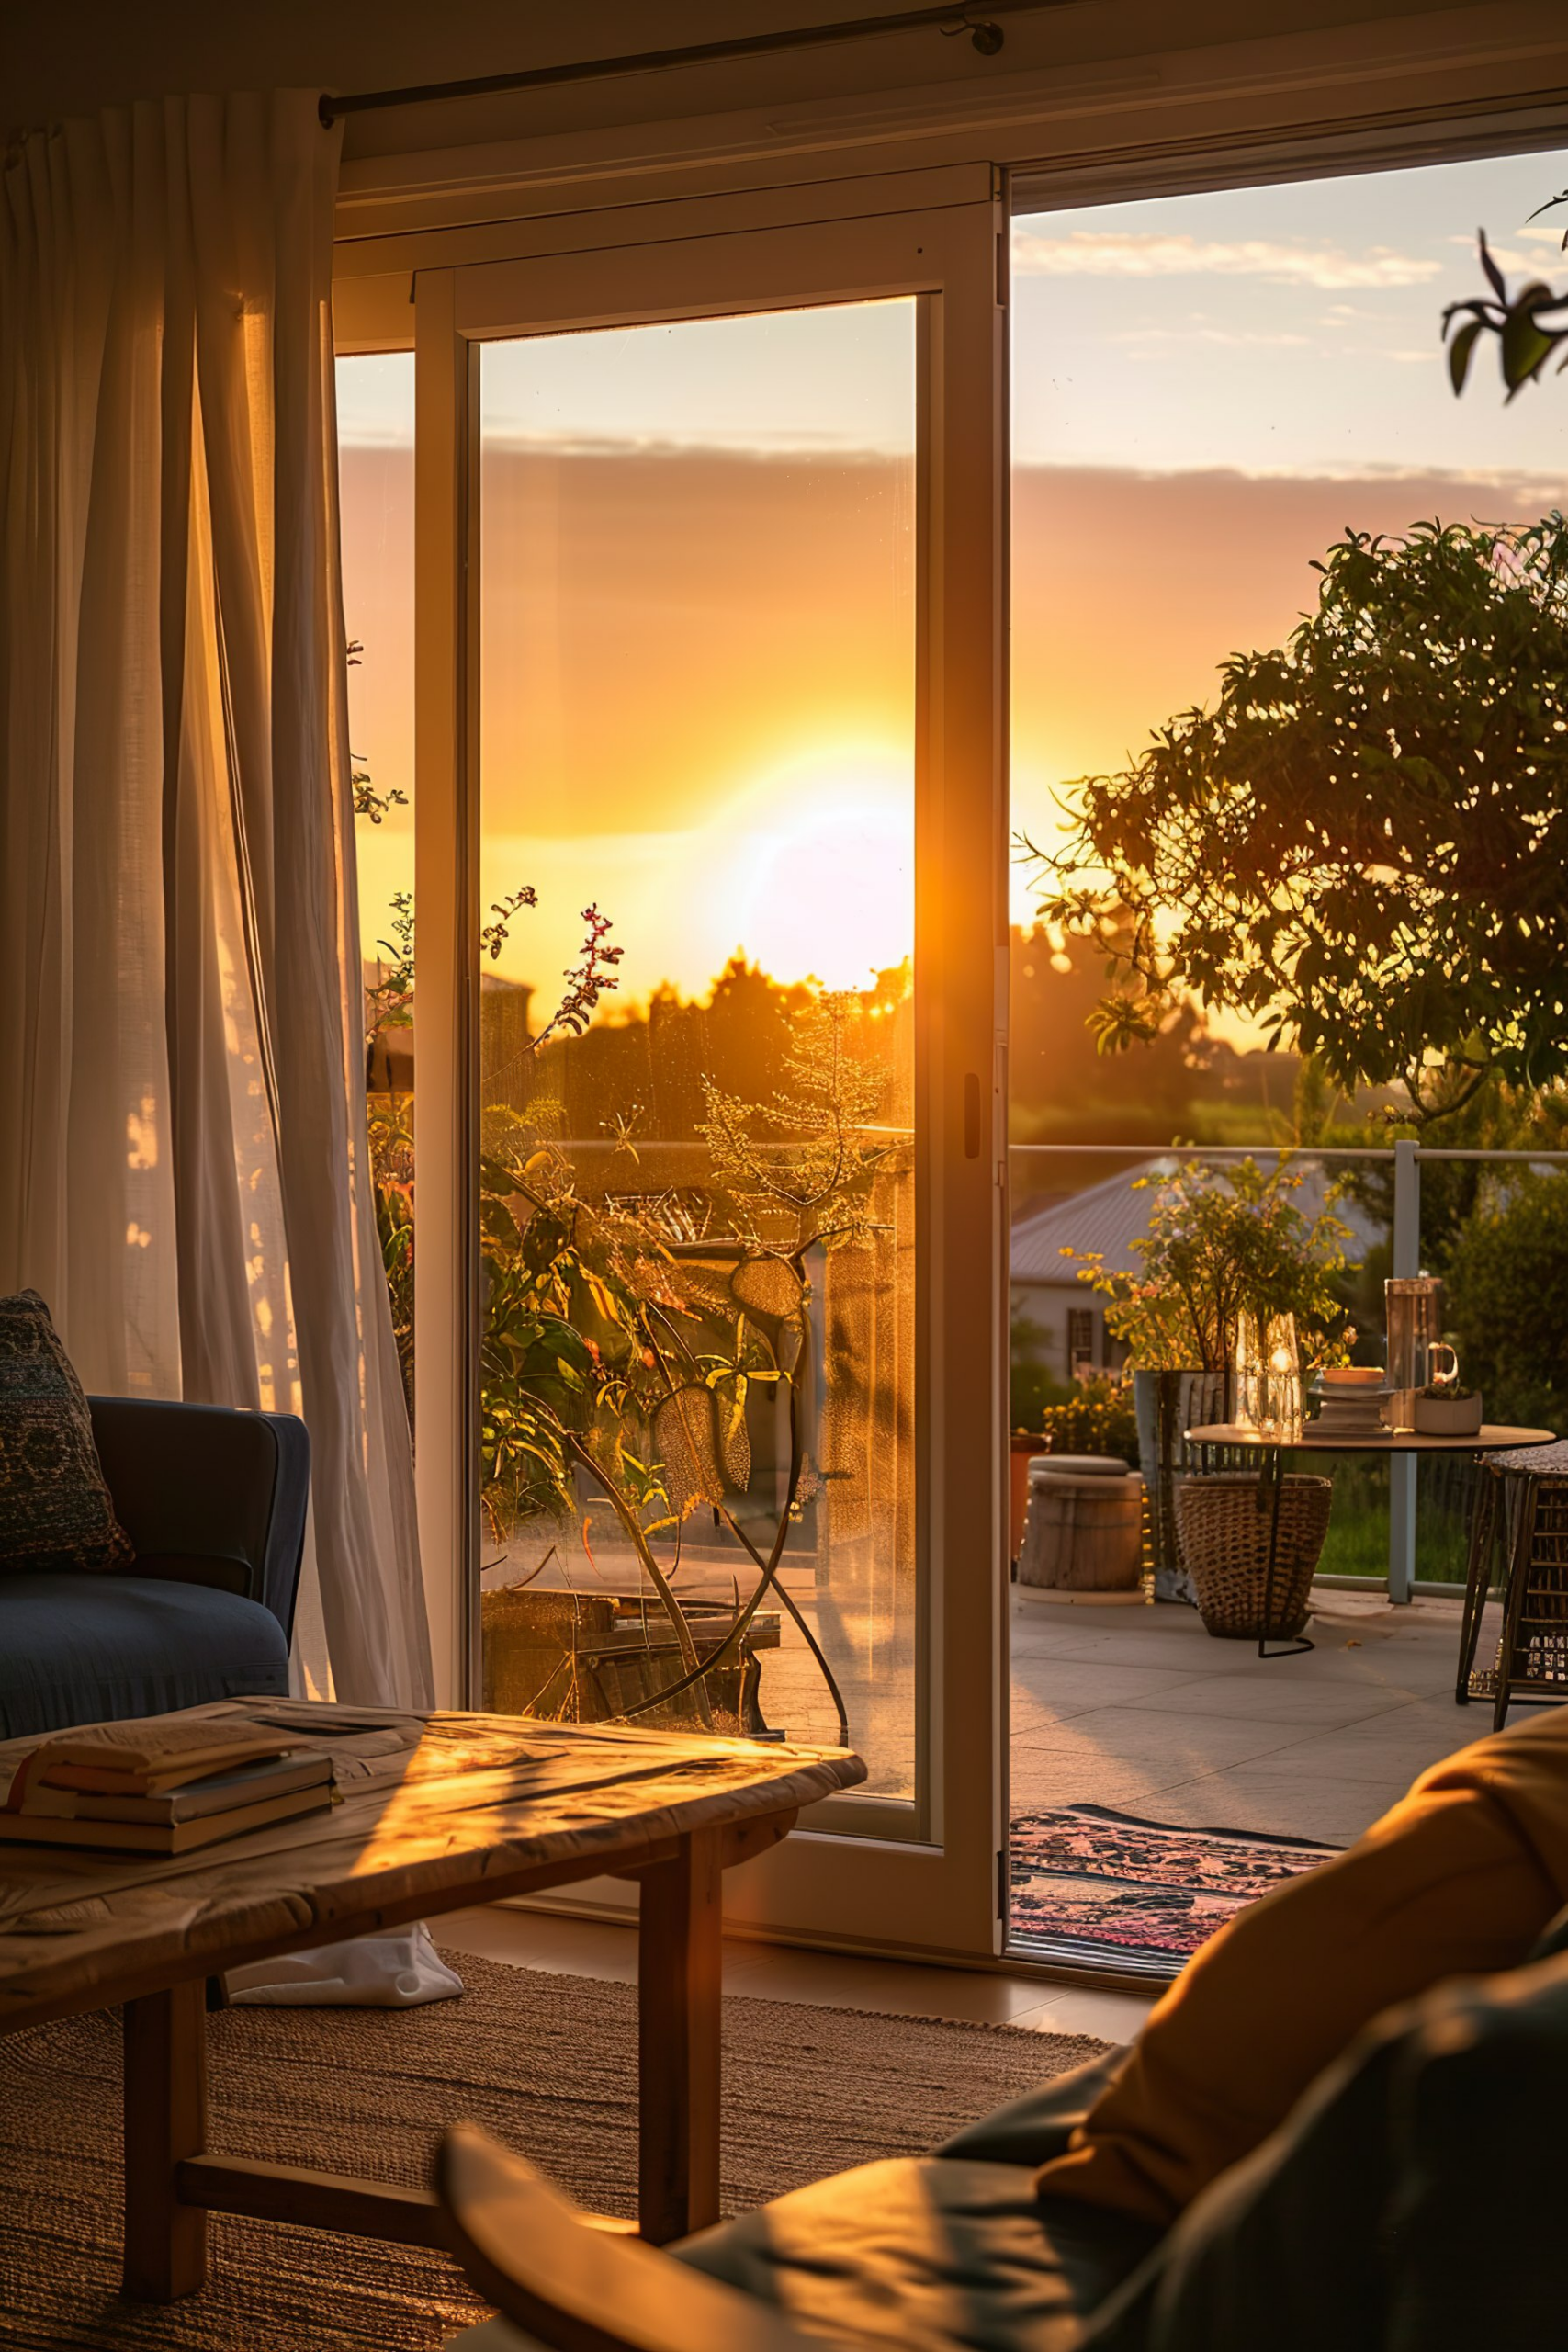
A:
[1308,1382,1393,1442]
[0,1715,334,1854]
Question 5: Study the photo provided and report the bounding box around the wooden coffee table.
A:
[0,1698,863,2300]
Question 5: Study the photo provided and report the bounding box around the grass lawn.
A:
[1314,1453,1473,1586]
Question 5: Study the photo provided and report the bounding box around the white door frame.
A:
[410,191,1010,1960]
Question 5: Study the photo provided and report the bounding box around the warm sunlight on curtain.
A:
[0,91,431,1706]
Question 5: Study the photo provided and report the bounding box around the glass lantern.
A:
[1235,1310,1303,1442]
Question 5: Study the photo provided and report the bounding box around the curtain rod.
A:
[318,2,1077,126]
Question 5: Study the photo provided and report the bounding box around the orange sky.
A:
[342,146,1568,1025]
[343,443,1566,1016]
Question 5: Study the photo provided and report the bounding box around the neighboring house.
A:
[1010,1158,1384,1385]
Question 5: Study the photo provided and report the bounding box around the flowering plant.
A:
[1033,1374,1140,1467]
[1063,1158,1357,1374]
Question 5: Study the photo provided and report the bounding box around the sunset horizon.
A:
[342,141,1566,1051]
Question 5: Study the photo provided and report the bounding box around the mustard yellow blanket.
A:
[1035,1711,1568,2224]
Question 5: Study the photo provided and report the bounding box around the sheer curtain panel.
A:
[0,91,432,1707]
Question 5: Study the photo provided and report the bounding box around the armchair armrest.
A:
[87,1397,309,1645]
[435,2126,818,2352]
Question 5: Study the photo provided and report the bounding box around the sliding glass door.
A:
[412,194,1008,1951]
[475,301,918,1792]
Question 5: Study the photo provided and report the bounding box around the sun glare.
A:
[729,748,912,992]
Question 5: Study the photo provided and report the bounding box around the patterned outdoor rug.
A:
[1010,1803,1339,1971]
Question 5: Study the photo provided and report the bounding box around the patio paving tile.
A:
[1007,1753,1211,1812]
[1008,1586,1493,1871]
[1007,1659,1215,1723]
[1112,1672,1423,1730]
[1012,1625,1317,1674]
[1234,1710,1496,1787]
[1010,1706,1314,1774]
[1115,1770,1375,1847]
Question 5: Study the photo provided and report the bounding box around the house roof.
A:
[1010,1156,1382,1285]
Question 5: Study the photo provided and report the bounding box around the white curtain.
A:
[0,91,433,1709]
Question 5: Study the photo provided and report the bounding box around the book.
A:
[14,1750,333,1826]
[29,1713,306,1792]
[0,1781,333,1856]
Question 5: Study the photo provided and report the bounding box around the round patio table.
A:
[1183,1423,1557,1661]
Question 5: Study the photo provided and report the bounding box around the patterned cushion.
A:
[0,1293,133,1575]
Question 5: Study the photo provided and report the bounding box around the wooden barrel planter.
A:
[1018,1463,1145,1592]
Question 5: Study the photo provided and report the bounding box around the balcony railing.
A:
[1009,1137,1568,1602]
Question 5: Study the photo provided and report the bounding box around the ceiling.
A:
[5,0,1496,160]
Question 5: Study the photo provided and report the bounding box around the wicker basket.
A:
[1177,1473,1333,1640]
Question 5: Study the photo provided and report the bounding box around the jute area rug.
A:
[0,1950,1108,2352]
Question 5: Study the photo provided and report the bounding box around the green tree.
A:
[1025,514,1568,1125]
[1444,1172,1568,1431]
[1008,919,1213,1144]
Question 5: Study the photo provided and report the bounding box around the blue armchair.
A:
[0,1397,309,1739]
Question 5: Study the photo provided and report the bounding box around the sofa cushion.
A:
[0,1293,132,1576]
[1080,1950,1568,2352]
[0,1574,288,1738]
[677,2156,1158,2352]
[1034,1708,1568,2226]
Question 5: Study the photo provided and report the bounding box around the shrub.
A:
[1444,1172,1568,1433]
[1066,1157,1357,1373]
[1034,1375,1141,1468]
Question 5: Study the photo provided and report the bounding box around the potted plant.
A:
[1063,1159,1356,1603]
[1414,1381,1483,1437]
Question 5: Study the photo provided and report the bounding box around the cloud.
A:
[1445,233,1560,272]
[1013,230,1443,289]
[1108,325,1312,349]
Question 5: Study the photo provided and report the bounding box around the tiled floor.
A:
[437,1901,1156,2047]
[1010,1581,1495,1849]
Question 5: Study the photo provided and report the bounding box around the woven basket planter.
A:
[1177,1473,1333,1640]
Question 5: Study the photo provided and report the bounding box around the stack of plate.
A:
[1308,1381,1393,1441]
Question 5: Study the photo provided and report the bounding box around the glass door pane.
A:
[475,301,919,1799]
[338,351,416,1449]
[1004,148,1568,1973]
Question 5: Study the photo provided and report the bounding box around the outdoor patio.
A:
[1010,1580,1483,1845]
[1004,1577,1514,1972]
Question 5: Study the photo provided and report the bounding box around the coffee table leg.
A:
[637,1826,722,2244]
[123,1981,208,2299]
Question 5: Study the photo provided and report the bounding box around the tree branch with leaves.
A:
[1445,190,1568,401]
[1022,514,1568,1124]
